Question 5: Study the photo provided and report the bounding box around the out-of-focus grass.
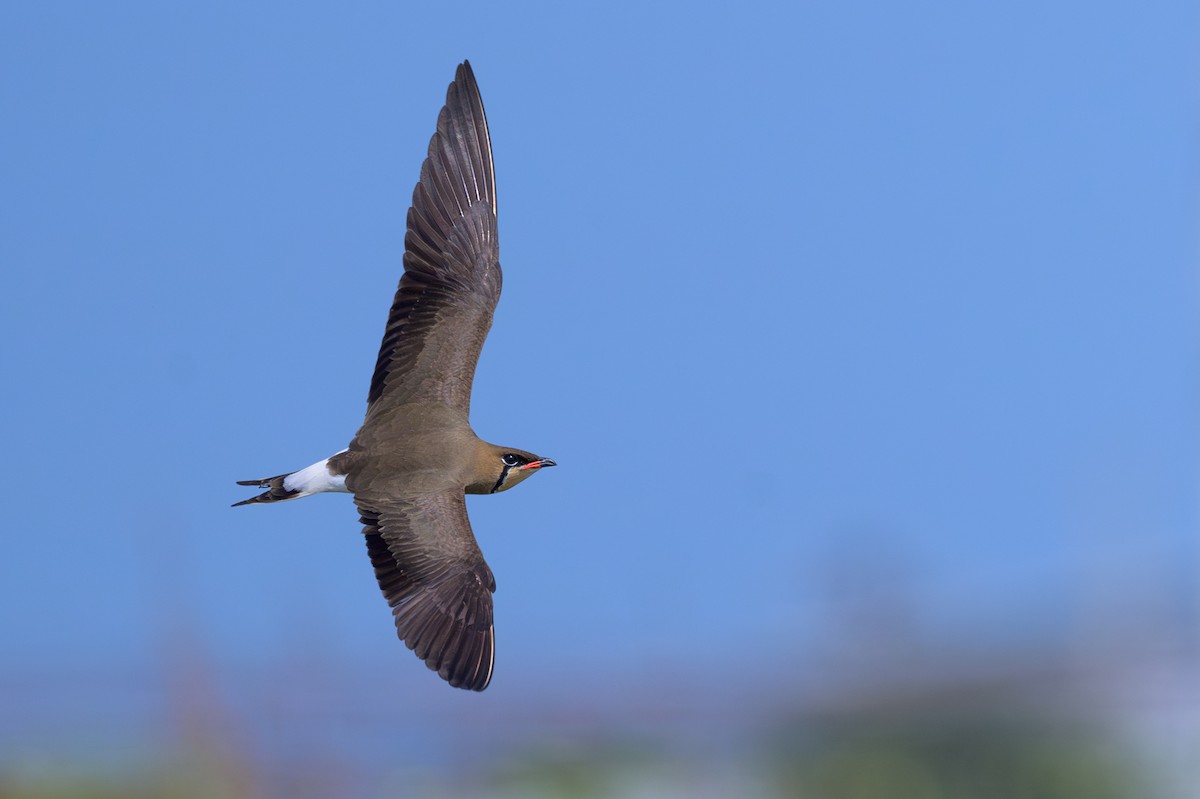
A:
[763,704,1150,799]
[1,653,1182,799]
[0,720,1159,799]
[1,760,250,799]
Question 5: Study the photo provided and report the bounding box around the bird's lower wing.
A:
[355,490,496,691]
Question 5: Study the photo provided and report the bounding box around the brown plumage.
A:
[233,62,555,692]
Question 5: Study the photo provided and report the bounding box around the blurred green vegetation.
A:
[1,759,249,799]
[2,709,1155,799]
[0,671,1169,799]
[762,704,1151,799]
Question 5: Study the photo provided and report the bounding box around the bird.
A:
[233,61,555,691]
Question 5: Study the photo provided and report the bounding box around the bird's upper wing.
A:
[356,489,496,691]
[365,61,500,421]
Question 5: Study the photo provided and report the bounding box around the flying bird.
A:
[233,61,555,691]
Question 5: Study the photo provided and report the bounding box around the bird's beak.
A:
[520,458,557,470]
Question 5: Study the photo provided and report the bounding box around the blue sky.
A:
[1,0,1195,715]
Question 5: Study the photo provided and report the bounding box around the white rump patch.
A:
[282,449,350,497]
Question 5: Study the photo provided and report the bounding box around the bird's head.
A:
[472,445,556,494]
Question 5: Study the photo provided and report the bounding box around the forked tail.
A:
[232,450,352,507]
[231,473,299,506]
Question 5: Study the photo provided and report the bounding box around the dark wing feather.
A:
[366,61,500,418]
[357,491,496,691]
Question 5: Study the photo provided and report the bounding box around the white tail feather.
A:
[282,449,350,498]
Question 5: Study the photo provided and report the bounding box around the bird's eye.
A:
[501,453,523,466]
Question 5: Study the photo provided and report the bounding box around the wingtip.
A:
[454,60,480,95]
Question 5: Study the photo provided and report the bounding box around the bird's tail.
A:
[232,451,352,507]
[231,473,299,506]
